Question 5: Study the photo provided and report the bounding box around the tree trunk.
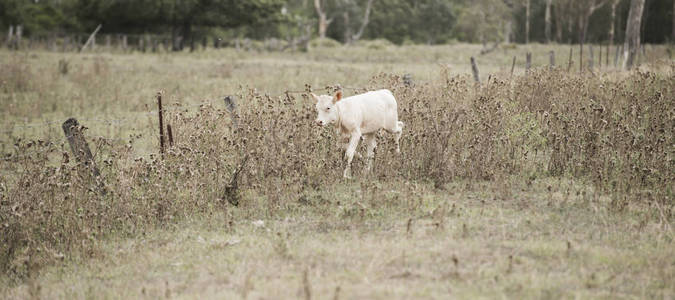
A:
[351,0,374,42]
[6,25,13,48]
[623,0,645,70]
[504,20,512,44]
[609,0,619,45]
[525,0,531,44]
[545,0,553,43]
[672,0,675,41]
[554,3,563,42]
[314,0,332,39]
[343,11,352,44]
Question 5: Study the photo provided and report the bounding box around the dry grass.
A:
[0,43,673,298]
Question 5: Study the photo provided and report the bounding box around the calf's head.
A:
[312,91,342,126]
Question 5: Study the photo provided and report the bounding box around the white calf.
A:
[313,89,404,178]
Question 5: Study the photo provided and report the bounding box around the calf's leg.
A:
[338,133,362,159]
[343,129,362,178]
[363,133,377,172]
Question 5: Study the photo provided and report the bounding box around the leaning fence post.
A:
[80,24,102,52]
[525,52,532,73]
[62,118,105,194]
[470,57,480,84]
[549,51,555,70]
[598,45,602,69]
[510,56,516,76]
[157,92,165,158]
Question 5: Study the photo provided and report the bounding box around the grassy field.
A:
[1,43,674,299]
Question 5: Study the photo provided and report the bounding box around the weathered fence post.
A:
[80,24,102,52]
[62,118,106,194]
[224,96,239,129]
[167,124,174,148]
[6,25,13,49]
[567,46,573,72]
[598,45,602,68]
[510,56,516,76]
[470,57,480,84]
[614,44,621,67]
[139,37,145,53]
[549,51,555,70]
[62,36,70,52]
[403,74,413,87]
[579,43,584,73]
[15,25,22,50]
[525,52,532,72]
[122,35,128,51]
[157,92,165,158]
[588,44,594,70]
[62,118,101,177]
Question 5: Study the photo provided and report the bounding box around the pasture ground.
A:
[1,43,673,299]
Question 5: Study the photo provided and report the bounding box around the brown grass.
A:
[0,44,673,297]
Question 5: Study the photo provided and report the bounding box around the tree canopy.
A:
[1,0,673,44]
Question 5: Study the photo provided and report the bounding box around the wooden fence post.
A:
[139,37,145,53]
[122,35,128,51]
[6,25,13,49]
[167,124,174,147]
[80,24,102,52]
[157,92,165,158]
[567,46,573,72]
[470,57,480,84]
[598,45,602,68]
[510,56,516,76]
[15,25,22,50]
[588,44,594,71]
[525,52,532,72]
[224,96,239,129]
[62,118,105,194]
[549,51,555,69]
[614,44,621,67]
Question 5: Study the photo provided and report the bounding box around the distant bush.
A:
[309,38,342,48]
[357,39,395,50]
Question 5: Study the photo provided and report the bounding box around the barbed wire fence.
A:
[0,84,383,163]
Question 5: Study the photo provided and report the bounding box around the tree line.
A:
[1,0,673,46]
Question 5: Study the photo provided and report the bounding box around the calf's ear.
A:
[310,93,319,102]
[333,90,342,103]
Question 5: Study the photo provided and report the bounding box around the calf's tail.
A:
[397,121,404,132]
